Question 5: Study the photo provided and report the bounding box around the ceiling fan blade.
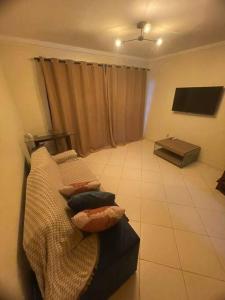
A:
[123,38,139,43]
[144,38,157,42]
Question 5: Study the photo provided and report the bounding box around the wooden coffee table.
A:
[154,138,201,168]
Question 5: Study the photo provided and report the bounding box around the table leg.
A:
[65,135,72,150]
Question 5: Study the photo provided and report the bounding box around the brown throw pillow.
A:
[59,180,101,197]
[71,206,125,232]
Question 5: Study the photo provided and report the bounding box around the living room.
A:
[0,1,225,299]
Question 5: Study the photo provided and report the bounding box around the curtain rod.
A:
[33,57,150,71]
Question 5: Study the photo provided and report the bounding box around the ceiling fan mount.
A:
[137,21,148,29]
[115,21,163,48]
[138,35,144,41]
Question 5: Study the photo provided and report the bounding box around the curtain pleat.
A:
[105,65,147,144]
[39,58,147,156]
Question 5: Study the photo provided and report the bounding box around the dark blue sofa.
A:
[32,217,140,300]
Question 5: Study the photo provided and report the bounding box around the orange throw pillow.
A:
[59,180,101,197]
[71,206,125,232]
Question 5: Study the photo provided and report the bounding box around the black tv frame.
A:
[172,86,224,116]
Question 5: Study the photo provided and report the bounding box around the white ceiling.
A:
[0,0,225,58]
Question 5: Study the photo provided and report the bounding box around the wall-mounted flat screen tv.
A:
[172,86,224,115]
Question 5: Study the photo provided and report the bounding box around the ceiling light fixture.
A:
[143,23,151,33]
[156,37,163,46]
[115,21,163,48]
[115,38,122,47]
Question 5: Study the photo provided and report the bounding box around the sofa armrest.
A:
[52,150,78,164]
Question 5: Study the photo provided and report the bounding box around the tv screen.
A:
[172,86,223,115]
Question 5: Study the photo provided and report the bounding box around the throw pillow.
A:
[52,150,78,163]
[71,206,125,232]
[59,180,100,197]
[67,191,115,213]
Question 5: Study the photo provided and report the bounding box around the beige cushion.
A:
[59,180,101,197]
[52,150,78,163]
[71,206,125,232]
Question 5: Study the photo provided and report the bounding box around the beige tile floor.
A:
[83,139,225,300]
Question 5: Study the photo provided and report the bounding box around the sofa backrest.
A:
[24,147,88,298]
[24,146,83,250]
[31,147,63,190]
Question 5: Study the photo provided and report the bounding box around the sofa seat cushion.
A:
[80,217,140,300]
[97,217,140,270]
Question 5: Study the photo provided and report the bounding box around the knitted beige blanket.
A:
[23,148,98,299]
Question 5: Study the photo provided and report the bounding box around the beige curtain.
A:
[39,58,147,155]
[106,66,146,144]
[40,58,112,156]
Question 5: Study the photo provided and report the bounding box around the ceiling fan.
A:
[115,21,163,48]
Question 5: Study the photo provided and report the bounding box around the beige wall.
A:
[0,63,31,299]
[0,37,148,136]
[145,43,225,169]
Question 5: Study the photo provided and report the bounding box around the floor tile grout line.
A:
[185,177,225,275]
[162,174,191,298]
[197,162,221,192]
[165,182,207,237]
[139,258,225,283]
[208,236,225,277]
[181,171,225,214]
[165,168,225,296]
[140,258,182,271]
[129,214,225,241]
[156,157,170,207]
[114,143,127,195]
[181,170,225,273]
[95,145,126,194]
[172,226,192,299]
[140,220,223,239]
[182,268,225,283]
[182,170,212,238]
[196,205,225,216]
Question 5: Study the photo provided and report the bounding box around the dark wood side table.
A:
[25,132,75,154]
[154,138,201,168]
[33,132,73,150]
